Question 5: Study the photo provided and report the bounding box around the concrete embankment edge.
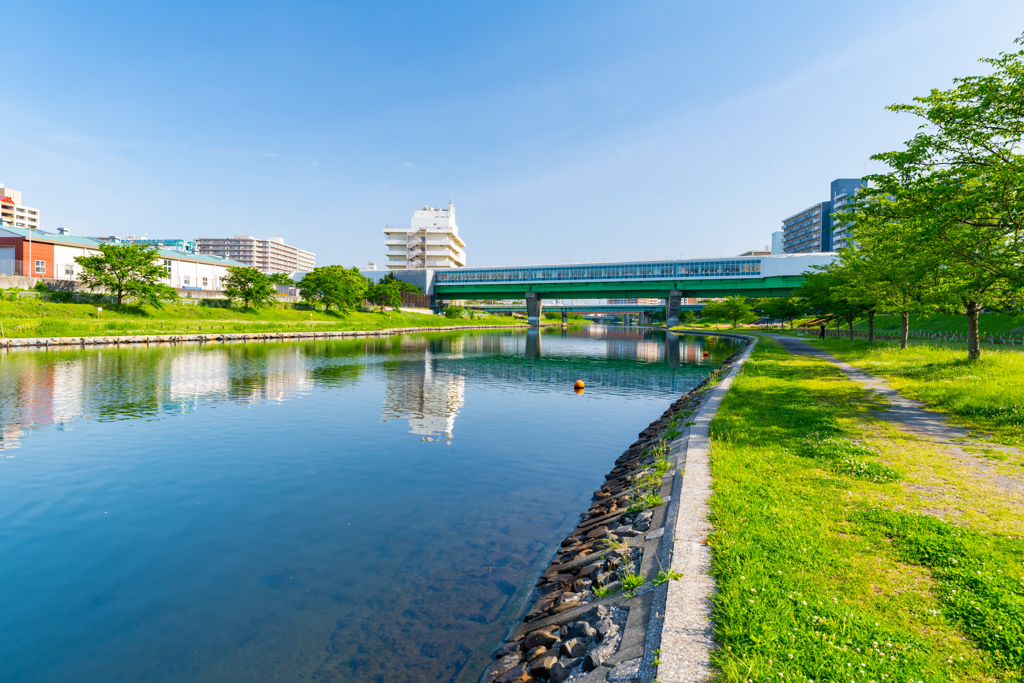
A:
[0,324,531,350]
[654,332,756,682]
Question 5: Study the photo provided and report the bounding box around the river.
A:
[0,326,738,682]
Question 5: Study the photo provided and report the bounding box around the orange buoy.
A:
[702,351,709,357]
[574,380,585,389]
[574,386,585,395]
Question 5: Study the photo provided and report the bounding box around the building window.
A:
[64,265,73,276]
[35,260,46,274]
[163,260,172,275]
[202,277,208,287]
[183,276,190,286]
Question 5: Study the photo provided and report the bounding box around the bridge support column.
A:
[561,310,568,326]
[526,293,542,326]
[526,328,541,358]
[666,291,682,328]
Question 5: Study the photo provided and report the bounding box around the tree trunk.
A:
[900,312,909,349]
[967,301,981,360]
[868,310,875,343]
[848,319,854,340]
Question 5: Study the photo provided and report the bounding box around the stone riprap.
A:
[0,324,527,349]
[481,338,751,683]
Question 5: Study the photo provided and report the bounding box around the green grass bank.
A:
[707,337,1024,683]
[0,297,526,339]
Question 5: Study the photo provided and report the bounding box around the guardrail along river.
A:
[0,326,739,683]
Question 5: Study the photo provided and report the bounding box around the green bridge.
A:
[414,254,834,325]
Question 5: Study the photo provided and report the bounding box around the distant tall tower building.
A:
[829,178,864,251]
[771,230,784,254]
[384,201,467,270]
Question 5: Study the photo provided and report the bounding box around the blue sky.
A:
[3,1,1022,268]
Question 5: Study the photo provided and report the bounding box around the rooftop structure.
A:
[91,236,197,253]
[384,201,466,270]
[0,185,41,231]
[195,236,315,274]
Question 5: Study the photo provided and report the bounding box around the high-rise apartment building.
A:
[771,230,784,254]
[384,202,466,270]
[780,177,863,253]
[195,236,315,273]
[782,202,832,253]
[0,186,41,230]
[829,178,864,251]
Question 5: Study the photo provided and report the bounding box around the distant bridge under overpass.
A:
[469,303,706,325]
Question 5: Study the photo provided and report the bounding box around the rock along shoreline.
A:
[480,334,753,683]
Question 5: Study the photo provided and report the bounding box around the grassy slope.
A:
[707,338,1024,683]
[789,336,1024,447]
[0,298,525,338]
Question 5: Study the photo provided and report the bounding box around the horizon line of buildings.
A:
[0,185,315,276]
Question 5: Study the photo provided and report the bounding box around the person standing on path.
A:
[819,323,826,339]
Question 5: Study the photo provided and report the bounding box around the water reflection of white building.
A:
[169,351,230,404]
[382,350,465,443]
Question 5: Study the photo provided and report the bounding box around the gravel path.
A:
[765,334,1024,500]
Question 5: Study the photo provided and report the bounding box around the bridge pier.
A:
[666,332,679,367]
[526,293,542,326]
[665,290,682,328]
[561,310,568,325]
[526,327,542,358]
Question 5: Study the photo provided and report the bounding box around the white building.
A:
[195,236,315,274]
[384,201,466,270]
[0,186,41,230]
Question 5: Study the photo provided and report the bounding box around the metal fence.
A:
[400,291,432,308]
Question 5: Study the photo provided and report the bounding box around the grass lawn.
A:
[0,297,526,338]
[780,335,1024,448]
[707,337,1024,682]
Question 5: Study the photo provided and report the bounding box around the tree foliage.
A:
[74,243,177,307]
[298,266,368,312]
[843,34,1024,358]
[754,297,806,329]
[366,281,403,311]
[380,272,422,293]
[222,266,278,310]
[701,296,754,327]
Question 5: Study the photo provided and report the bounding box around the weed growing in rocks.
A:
[651,569,682,587]
[592,585,618,599]
[620,565,645,592]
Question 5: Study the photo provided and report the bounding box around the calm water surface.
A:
[0,326,738,682]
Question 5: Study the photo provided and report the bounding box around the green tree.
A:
[222,266,278,310]
[713,296,754,327]
[380,271,423,293]
[444,305,466,319]
[267,273,295,286]
[853,35,1024,359]
[754,297,807,330]
[796,267,871,339]
[699,300,727,326]
[298,266,369,312]
[74,243,177,306]
[366,281,403,311]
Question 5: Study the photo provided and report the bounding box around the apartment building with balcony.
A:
[195,236,315,274]
[384,202,467,270]
[0,186,41,231]
[782,201,832,253]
